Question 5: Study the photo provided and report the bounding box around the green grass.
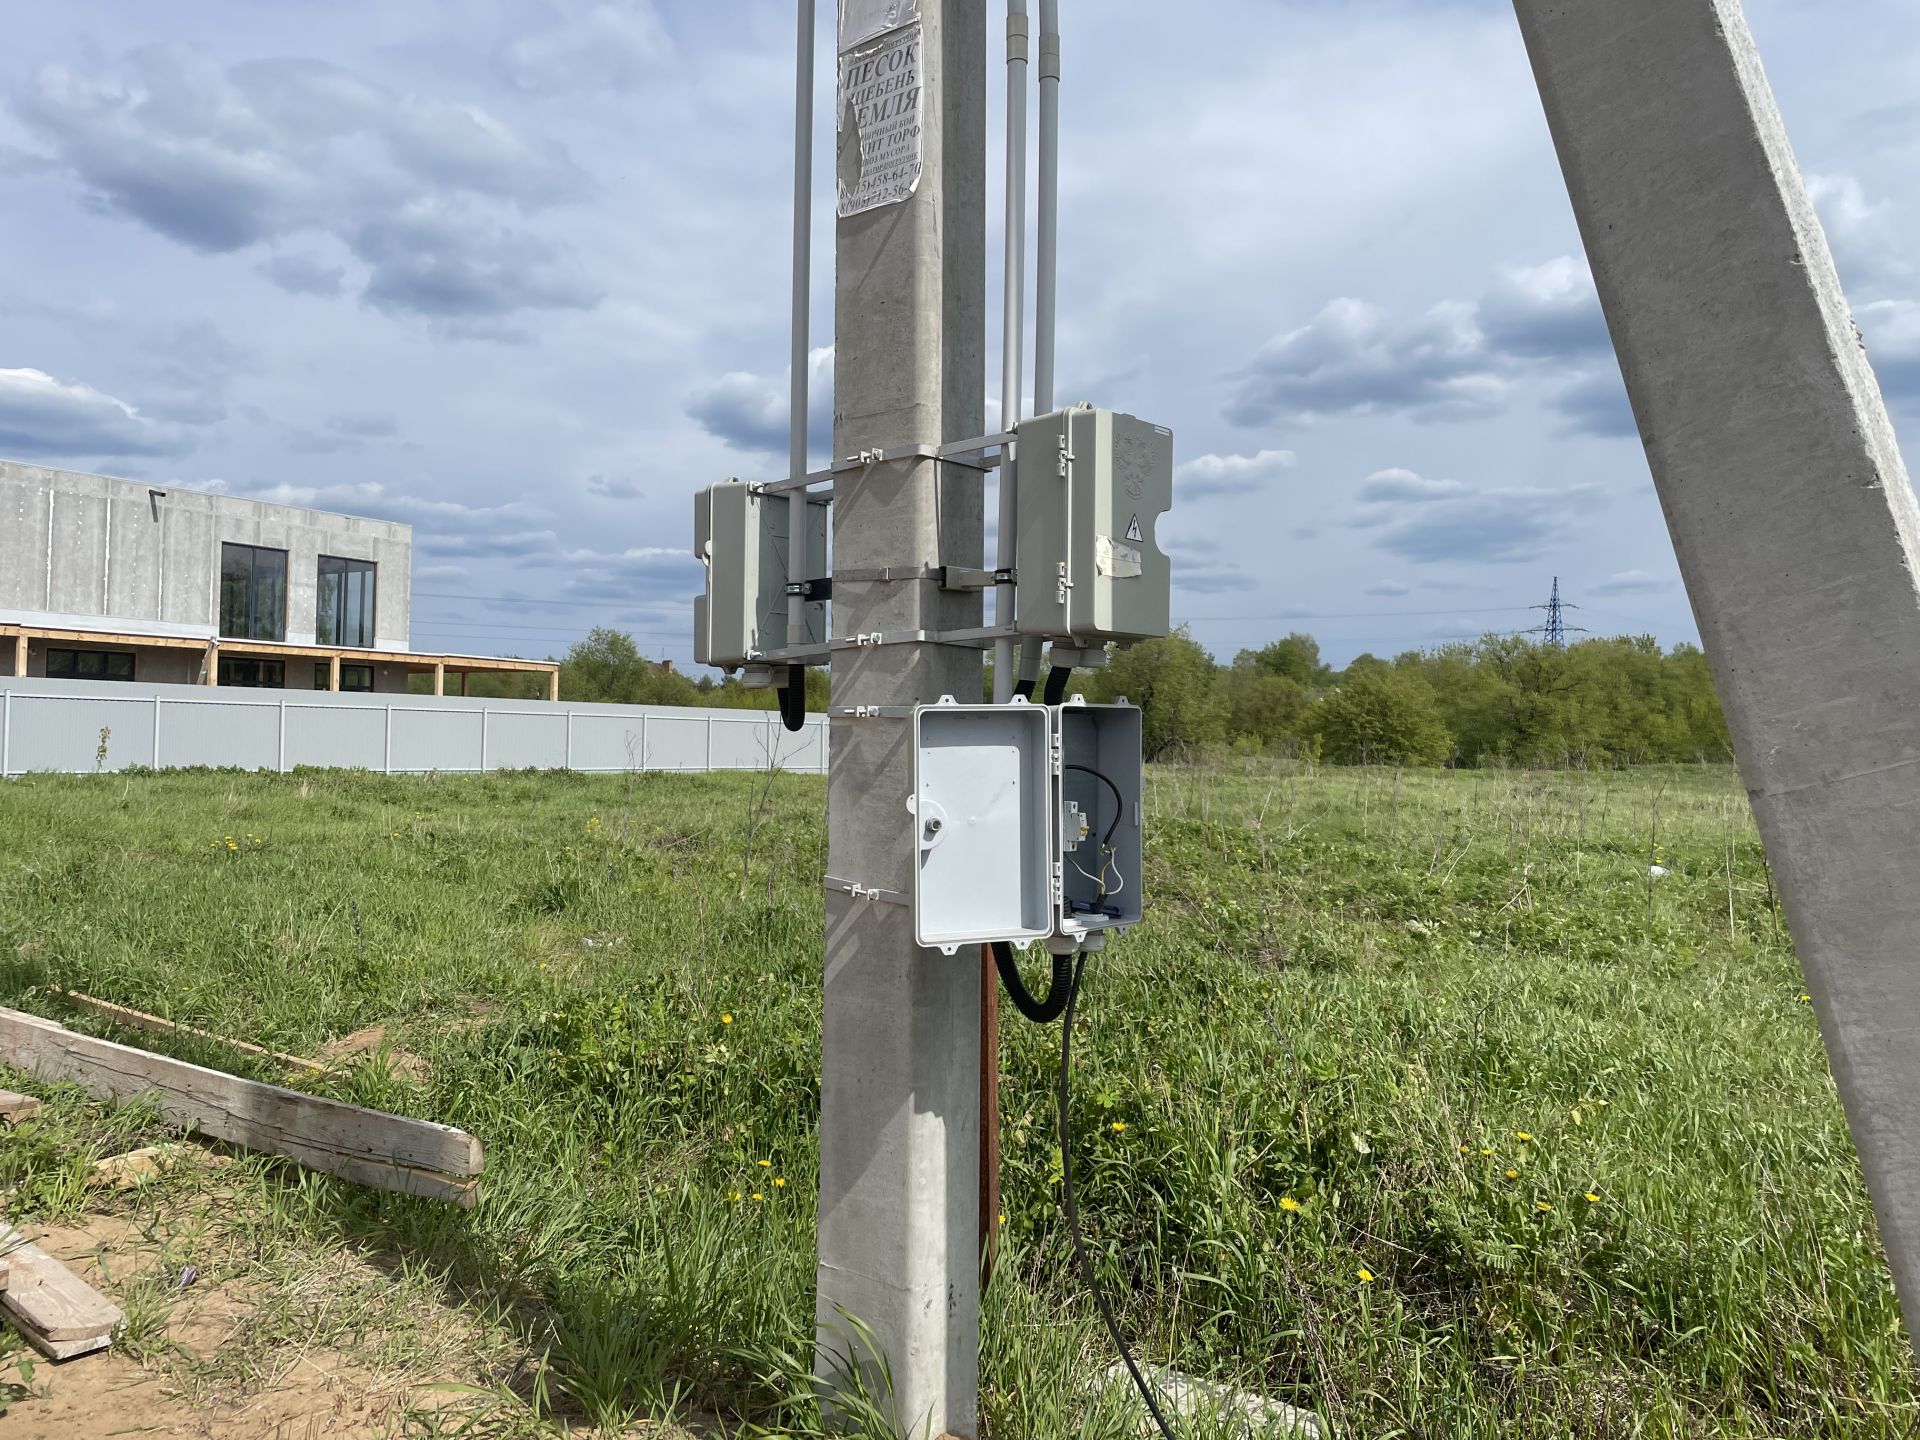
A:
[0,760,1910,1437]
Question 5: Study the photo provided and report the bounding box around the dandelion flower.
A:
[1515,1131,1533,1142]
[752,1193,764,1202]
[758,1159,772,1168]
[728,1190,742,1202]
[1356,1268,1374,1284]
[1479,1148,1494,1157]
[1505,1169,1519,1180]
[998,1213,1006,1226]
[1536,1201,1553,1213]
[721,1013,734,1025]
[1111,1121,1127,1134]
[774,1177,787,1188]
[1585,1193,1600,1204]
[1280,1197,1301,1213]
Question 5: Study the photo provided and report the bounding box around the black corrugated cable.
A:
[1043,664,1072,705]
[778,664,806,732]
[992,941,1074,1023]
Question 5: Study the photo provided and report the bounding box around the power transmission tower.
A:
[1528,576,1586,647]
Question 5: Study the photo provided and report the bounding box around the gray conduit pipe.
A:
[787,0,816,653]
[1017,0,1061,697]
[994,1,1030,705]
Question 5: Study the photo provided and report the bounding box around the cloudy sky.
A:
[2,0,1916,668]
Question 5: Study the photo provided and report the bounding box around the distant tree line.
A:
[1071,627,1730,767]
[445,624,1730,769]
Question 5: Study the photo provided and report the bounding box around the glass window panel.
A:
[48,648,136,682]
[317,556,376,648]
[220,543,288,640]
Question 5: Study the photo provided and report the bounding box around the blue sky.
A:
[2,0,1916,668]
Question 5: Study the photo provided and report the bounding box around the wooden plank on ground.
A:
[0,1091,39,1124]
[53,990,330,1075]
[0,1226,122,1359]
[0,1007,482,1207]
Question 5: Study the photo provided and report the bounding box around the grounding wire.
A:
[1059,952,1178,1439]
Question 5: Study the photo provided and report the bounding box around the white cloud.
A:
[1356,467,1466,504]
[1859,298,1920,405]
[496,1,673,96]
[1225,257,1632,436]
[0,367,189,458]
[1174,448,1296,500]
[1349,466,1609,565]
[1477,257,1609,359]
[1590,569,1668,595]
[687,346,835,457]
[1226,297,1506,427]
[14,44,599,324]
[1365,580,1412,597]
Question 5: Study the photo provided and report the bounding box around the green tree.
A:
[1304,666,1451,765]
[559,628,702,706]
[1221,668,1311,751]
[1085,627,1226,759]
[1234,632,1330,687]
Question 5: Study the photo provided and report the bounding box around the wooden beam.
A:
[52,990,329,1076]
[0,1007,482,1206]
[11,631,24,679]
[433,662,445,697]
[549,669,560,702]
[0,1091,40,1125]
[328,654,341,692]
[2,624,557,681]
[0,1226,123,1360]
[204,641,219,686]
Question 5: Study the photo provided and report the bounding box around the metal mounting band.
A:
[754,432,1014,494]
[825,875,910,908]
[834,564,944,584]
[828,705,913,719]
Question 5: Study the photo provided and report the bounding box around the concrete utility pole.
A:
[1514,0,1920,1342]
[816,0,986,1433]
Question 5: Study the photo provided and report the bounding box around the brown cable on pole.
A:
[979,943,1001,1288]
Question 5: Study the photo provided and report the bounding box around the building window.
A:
[314,662,375,692]
[47,648,135,682]
[220,543,288,641]
[316,556,376,648]
[219,658,285,688]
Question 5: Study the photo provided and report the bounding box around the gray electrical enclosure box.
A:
[1053,700,1144,937]
[692,481,828,670]
[1014,406,1172,643]
[911,699,1054,954]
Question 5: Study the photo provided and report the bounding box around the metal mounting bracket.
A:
[825,875,910,908]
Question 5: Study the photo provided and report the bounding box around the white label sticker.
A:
[837,23,923,217]
[839,0,919,49]
[1096,535,1143,579]
[1124,513,1143,542]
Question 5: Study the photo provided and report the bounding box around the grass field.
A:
[0,759,1911,1437]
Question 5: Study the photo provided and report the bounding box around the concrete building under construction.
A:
[1,460,557,698]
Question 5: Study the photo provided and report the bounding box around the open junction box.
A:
[910,697,1143,955]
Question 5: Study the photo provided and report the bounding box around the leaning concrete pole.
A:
[816,0,986,1433]
[1514,0,1920,1338]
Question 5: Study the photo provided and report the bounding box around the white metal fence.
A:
[0,679,828,778]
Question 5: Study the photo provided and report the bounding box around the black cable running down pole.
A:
[1059,954,1179,1440]
[992,941,1074,1024]
[1013,677,1036,700]
[1043,664,1072,705]
[779,664,806,732]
